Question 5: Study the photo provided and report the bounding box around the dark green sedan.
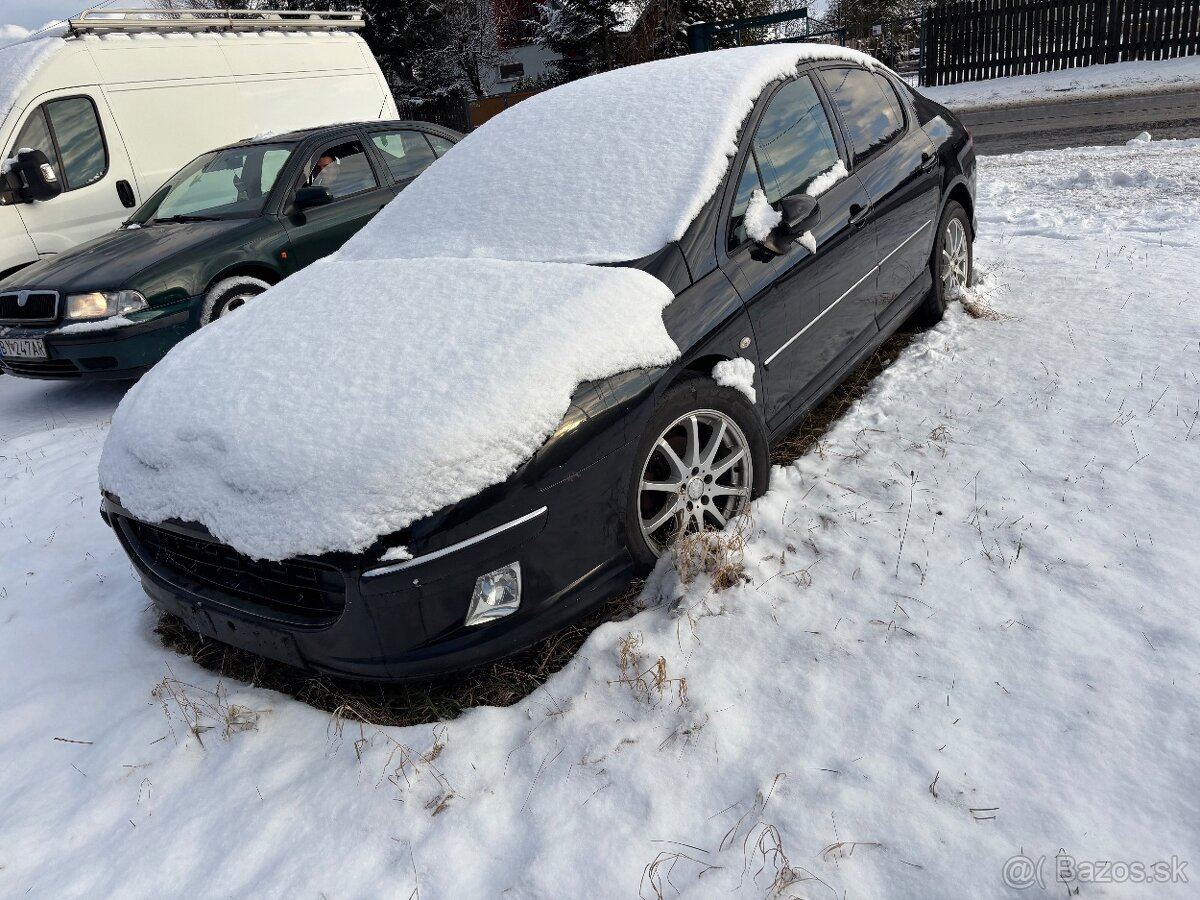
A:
[0,120,459,379]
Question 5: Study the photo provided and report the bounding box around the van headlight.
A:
[65,290,148,320]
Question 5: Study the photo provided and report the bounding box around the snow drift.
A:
[99,257,678,560]
[343,44,881,266]
[0,35,62,126]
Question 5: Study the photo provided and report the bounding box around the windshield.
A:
[145,143,294,222]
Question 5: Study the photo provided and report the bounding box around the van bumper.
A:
[0,298,199,380]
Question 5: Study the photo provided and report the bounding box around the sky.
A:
[1,1,154,37]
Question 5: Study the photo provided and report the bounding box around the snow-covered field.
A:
[2,139,1199,898]
[925,54,1200,110]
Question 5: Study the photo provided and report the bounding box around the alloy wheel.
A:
[637,408,753,556]
[941,217,970,294]
[218,292,256,318]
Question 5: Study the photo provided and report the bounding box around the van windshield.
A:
[148,143,294,222]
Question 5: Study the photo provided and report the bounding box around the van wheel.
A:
[201,276,271,325]
[625,375,769,569]
[912,200,972,327]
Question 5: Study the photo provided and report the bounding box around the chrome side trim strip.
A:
[361,506,549,580]
[764,265,877,368]
[877,219,932,268]
[762,218,934,369]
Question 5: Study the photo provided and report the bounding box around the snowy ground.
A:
[2,139,1199,898]
[924,54,1200,110]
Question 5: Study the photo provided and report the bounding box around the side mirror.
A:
[294,185,333,209]
[780,194,819,234]
[6,149,62,203]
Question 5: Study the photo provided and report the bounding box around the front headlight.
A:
[65,290,148,321]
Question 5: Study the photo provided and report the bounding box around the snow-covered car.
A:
[98,45,976,680]
[0,121,458,379]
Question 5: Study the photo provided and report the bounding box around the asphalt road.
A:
[959,88,1200,155]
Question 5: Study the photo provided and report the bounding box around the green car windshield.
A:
[145,143,294,222]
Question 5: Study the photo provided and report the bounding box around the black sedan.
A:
[100,47,975,680]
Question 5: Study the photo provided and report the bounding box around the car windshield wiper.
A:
[152,214,222,224]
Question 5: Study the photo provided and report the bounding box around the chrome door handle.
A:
[849,204,873,227]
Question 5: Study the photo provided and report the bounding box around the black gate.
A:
[921,0,1200,86]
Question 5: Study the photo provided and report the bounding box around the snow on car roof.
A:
[99,256,678,560]
[0,36,63,130]
[342,44,881,266]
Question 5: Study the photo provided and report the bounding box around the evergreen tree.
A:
[533,0,628,80]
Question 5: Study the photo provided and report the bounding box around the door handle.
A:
[849,203,873,227]
[921,151,938,172]
[116,179,136,208]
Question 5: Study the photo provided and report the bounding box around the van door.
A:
[7,91,139,257]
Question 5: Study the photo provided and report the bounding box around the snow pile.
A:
[1126,130,1152,145]
[806,158,848,196]
[0,35,61,125]
[99,256,678,560]
[743,188,781,242]
[922,54,1200,110]
[343,44,881,265]
[4,139,1200,898]
[711,357,756,403]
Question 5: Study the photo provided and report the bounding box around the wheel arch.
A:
[205,264,281,296]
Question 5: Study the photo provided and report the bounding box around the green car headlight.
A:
[65,290,148,321]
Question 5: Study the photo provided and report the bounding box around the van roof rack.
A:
[67,8,365,35]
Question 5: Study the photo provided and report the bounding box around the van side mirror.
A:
[780,194,819,234]
[6,149,63,203]
[294,185,333,209]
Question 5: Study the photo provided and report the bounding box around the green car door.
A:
[278,135,393,273]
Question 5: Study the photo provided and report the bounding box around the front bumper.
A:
[0,298,200,380]
[103,488,635,681]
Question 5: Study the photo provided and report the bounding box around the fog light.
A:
[465,562,521,627]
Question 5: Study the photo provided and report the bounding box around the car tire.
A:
[201,276,271,325]
[625,373,769,569]
[912,199,973,327]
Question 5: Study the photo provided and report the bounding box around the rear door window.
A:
[426,134,455,157]
[819,67,903,164]
[370,131,437,187]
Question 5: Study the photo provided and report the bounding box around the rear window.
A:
[819,67,904,164]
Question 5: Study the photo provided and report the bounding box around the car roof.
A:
[211,120,455,155]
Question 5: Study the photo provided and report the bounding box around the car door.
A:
[720,74,881,429]
[279,135,391,272]
[818,66,941,330]
[8,92,140,257]
[366,128,441,195]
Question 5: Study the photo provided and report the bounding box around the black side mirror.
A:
[7,149,62,203]
[780,194,819,234]
[294,185,333,209]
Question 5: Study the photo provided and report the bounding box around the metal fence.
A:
[921,0,1200,86]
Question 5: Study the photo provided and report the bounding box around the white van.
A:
[0,9,398,279]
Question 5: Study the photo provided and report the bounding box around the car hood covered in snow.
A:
[99,257,677,559]
[342,44,880,265]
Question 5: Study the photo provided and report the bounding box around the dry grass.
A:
[156,329,920,726]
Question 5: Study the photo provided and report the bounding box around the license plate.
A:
[0,338,47,360]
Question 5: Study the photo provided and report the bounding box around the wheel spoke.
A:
[704,504,727,528]
[641,479,680,493]
[684,415,702,469]
[699,419,727,468]
[711,447,744,478]
[656,438,687,478]
[709,484,749,499]
[645,500,681,534]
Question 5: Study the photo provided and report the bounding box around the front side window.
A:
[149,143,295,221]
[752,76,841,205]
[8,97,107,191]
[305,140,378,200]
[819,67,904,164]
[727,155,766,252]
[44,98,107,189]
[370,131,436,188]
